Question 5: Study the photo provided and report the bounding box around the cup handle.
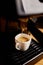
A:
[16,43,21,50]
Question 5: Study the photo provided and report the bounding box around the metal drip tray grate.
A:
[8,39,43,65]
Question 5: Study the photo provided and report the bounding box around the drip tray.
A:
[8,39,43,65]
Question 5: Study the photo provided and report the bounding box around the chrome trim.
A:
[23,52,43,65]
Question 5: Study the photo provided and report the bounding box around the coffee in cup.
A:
[15,33,31,51]
[17,36,29,42]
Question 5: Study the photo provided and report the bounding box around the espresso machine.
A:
[0,0,43,65]
[4,0,43,43]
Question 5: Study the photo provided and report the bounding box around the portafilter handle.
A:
[27,18,43,48]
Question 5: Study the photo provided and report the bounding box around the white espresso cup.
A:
[15,33,32,51]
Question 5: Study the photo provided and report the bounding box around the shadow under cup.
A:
[15,33,32,51]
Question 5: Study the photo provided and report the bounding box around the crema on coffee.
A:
[17,37,29,42]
